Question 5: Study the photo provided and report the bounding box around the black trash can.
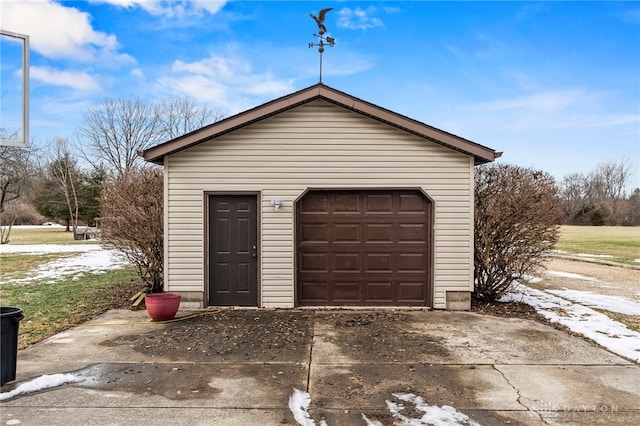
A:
[1,307,24,385]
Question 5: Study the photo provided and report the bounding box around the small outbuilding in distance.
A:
[142,84,501,310]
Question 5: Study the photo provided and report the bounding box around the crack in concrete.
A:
[493,365,550,425]
[306,320,315,393]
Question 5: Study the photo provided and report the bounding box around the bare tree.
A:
[474,164,562,302]
[0,135,37,243]
[48,138,81,234]
[100,168,164,293]
[589,159,633,223]
[77,97,160,175]
[559,172,588,223]
[590,159,633,200]
[156,96,223,139]
[77,96,223,177]
[559,159,635,225]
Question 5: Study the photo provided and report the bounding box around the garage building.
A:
[142,84,500,310]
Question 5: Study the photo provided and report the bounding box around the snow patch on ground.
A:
[574,253,614,258]
[501,285,640,363]
[545,270,599,282]
[521,274,542,284]
[291,389,480,426]
[0,244,99,254]
[546,289,640,316]
[385,393,481,426]
[10,224,65,229]
[0,244,128,284]
[289,388,328,426]
[0,374,84,401]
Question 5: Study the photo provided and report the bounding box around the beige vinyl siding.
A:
[165,99,473,308]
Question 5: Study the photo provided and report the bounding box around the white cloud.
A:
[472,88,640,131]
[337,7,384,30]
[158,50,295,113]
[323,53,375,77]
[190,0,226,15]
[1,0,131,64]
[31,66,101,91]
[90,0,227,18]
[131,68,145,79]
[482,89,592,113]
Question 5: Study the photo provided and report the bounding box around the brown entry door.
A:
[208,195,258,306]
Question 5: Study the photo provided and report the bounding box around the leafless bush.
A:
[0,201,45,243]
[100,168,163,293]
[474,164,562,302]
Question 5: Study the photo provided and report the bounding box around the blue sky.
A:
[2,1,639,190]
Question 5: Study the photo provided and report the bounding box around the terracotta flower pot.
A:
[145,293,181,321]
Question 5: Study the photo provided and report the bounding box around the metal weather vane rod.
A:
[309,7,335,83]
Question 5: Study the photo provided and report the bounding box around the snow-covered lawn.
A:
[545,270,600,282]
[545,289,640,316]
[0,244,128,285]
[501,284,640,363]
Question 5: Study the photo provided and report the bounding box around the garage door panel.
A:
[333,282,361,301]
[334,253,361,272]
[398,282,426,301]
[399,193,426,212]
[300,223,329,243]
[364,223,394,242]
[334,223,361,242]
[299,280,329,301]
[366,194,393,212]
[365,253,393,272]
[299,193,328,213]
[398,253,427,272]
[365,281,393,302]
[297,190,432,306]
[334,193,361,213]
[299,252,329,272]
[398,223,427,242]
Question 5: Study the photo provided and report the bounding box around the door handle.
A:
[252,245,257,258]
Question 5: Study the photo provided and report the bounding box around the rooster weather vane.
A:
[309,7,335,83]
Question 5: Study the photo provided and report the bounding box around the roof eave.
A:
[141,84,500,165]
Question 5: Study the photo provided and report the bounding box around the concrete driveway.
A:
[1,309,638,425]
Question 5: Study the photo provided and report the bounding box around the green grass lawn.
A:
[0,227,143,348]
[0,267,144,349]
[0,253,78,280]
[3,227,100,245]
[555,225,640,265]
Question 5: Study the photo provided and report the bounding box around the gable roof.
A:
[142,83,501,165]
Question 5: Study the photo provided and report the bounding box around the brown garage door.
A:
[296,190,432,306]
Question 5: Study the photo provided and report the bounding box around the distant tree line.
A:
[558,159,638,226]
